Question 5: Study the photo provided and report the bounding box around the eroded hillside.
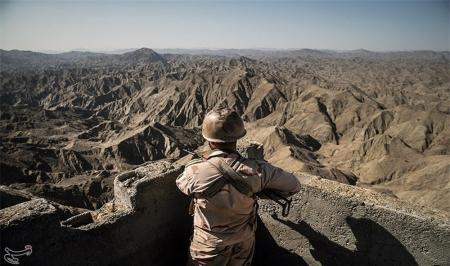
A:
[1,48,449,211]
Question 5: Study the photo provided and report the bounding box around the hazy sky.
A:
[0,0,448,51]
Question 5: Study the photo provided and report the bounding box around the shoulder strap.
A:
[206,157,254,197]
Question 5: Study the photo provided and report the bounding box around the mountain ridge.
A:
[1,49,449,212]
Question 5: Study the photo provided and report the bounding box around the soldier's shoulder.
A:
[185,158,204,168]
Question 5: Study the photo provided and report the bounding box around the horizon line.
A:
[2,47,449,54]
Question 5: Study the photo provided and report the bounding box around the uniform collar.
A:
[207,149,239,159]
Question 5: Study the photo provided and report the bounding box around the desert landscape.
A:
[1,47,449,212]
[1,0,448,264]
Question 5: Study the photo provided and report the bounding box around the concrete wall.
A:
[0,159,191,266]
[1,160,449,265]
[255,176,450,266]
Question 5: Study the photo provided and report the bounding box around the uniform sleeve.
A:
[259,161,301,195]
[176,166,195,196]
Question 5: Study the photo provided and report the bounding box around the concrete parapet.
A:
[0,159,190,265]
[255,175,450,265]
[1,160,449,265]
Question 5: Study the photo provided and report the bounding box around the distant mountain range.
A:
[1,45,449,213]
[1,47,448,71]
[0,48,166,70]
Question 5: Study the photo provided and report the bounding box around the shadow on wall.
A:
[254,217,308,266]
[272,215,418,266]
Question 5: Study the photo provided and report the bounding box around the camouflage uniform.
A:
[176,149,301,266]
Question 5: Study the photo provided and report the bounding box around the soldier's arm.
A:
[176,166,196,196]
[259,161,301,195]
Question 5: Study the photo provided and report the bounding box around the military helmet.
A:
[202,107,246,142]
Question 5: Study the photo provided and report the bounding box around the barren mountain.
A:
[1,48,449,212]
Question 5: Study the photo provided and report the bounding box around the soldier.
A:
[176,107,301,266]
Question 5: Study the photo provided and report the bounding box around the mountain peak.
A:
[120,48,164,63]
[125,48,158,56]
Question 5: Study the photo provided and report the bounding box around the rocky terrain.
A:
[1,48,449,212]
